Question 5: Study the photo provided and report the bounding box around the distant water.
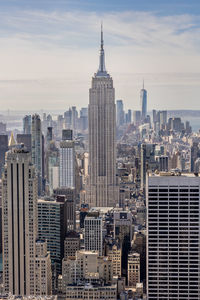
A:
[182,117,200,132]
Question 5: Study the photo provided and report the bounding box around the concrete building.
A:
[133,111,141,127]
[140,143,156,190]
[65,283,117,300]
[147,172,200,300]
[23,115,31,134]
[114,211,133,280]
[53,188,76,232]
[86,25,119,207]
[64,231,80,259]
[35,240,52,296]
[59,129,75,189]
[62,250,113,290]
[127,252,140,288]
[140,82,147,121]
[84,215,103,255]
[2,147,37,295]
[106,242,121,277]
[31,114,43,195]
[45,141,59,195]
[38,198,66,290]
[191,141,199,172]
[116,100,124,127]
[79,107,88,131]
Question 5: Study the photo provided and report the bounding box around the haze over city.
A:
[0,0,200,110]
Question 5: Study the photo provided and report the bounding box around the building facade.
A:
[147,173,200,300]
[59,130,75,189]
[31,114,43,195]
[127,252,140,288]
[84,216,103,256]
[2,148,37,295]
[86,26,119,207]
[35,240,52,296]
[140,83,147,121]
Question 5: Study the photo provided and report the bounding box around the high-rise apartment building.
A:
[140,82,147,121]
[59,129,75,189]
[64,231,80,259]
[133,111,141,126]
[140,143,156,190]
[84,215,103,255]
[2,147,37,295]
[79,107,88,131]
[147,172,200,300]
[35,240,52,296]
[125,109,132,124]
[53,188,76,232]
[191,141,199,172]
[127,252,140,288]
[116,100,124,127]
[31,114,43,195]
[106,242,121,277]
[86,26,119,207]
[71,106,78,133]
[46,141,59,195]
[23,115,31,134]
[38,198,65,289]
[114,211,133,279]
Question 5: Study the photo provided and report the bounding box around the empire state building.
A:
[86,26,119,207]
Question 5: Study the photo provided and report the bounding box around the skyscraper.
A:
[2,147,37,295]
[59,129,75,189]
[23,115,32,134]
[31,114,43,195]
[84,215,103,255]
[86,25,119,207]
[191,141,199,172]
[38,198,66,291]
[147,172,200,300]
[140,82,147,121]
[116,100,124,127]
[140,143,156,190]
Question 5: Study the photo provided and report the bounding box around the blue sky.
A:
[1,0,200,15]
[0,0,200,111]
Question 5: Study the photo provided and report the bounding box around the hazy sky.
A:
[0,0,200,111]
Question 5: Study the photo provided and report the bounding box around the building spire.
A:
[96,22,109,77]
[101,21,103,51]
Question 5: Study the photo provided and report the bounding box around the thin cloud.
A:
[0,9,199,110]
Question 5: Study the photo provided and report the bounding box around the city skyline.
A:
[1,2,200,299]
[0,0,200,110]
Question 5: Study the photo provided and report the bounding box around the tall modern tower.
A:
[147,172,200,300]
[116,100,124,127]
[86,25,119,207]
[31,114,43,195]
[140,81,147,121]
[59,129,75,189]
[2,147,37,296]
